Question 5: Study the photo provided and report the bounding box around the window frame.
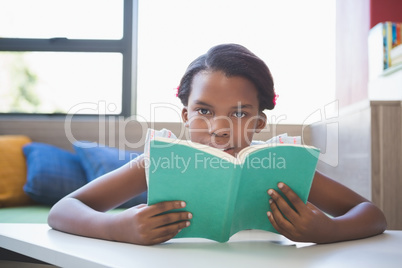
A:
[0,0,137,117]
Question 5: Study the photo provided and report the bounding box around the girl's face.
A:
[181,71,267,157]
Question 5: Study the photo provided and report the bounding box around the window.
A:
[136,0,336,124]
[1,0,335,124]
[0,0,134,115]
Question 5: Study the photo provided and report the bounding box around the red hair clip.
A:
[273,94,279,105]
[175,86,180,97]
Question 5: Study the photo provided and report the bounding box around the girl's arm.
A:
[267,171,387,243]
[48,155,192,245]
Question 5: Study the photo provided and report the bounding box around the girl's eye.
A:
[197,108,211,115]
[233,111,246,118]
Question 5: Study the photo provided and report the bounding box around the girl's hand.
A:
[112,200,192,245]
[267,183,335,244]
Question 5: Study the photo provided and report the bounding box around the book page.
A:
[154,136,238,163]
[154,134,312,164]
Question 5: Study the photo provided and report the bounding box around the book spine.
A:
[369,21,402,77]
[369,22,388,80]
[382,23,387,70]
[384,22,392,69]
[390,22,402,68]
[400,22,402,46]
[392,22,398,48]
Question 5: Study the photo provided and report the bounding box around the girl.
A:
[48,44,387,245]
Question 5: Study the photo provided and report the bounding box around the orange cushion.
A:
[0,135,34,207]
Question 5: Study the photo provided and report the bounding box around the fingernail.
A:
[267,211,272,217]
[268,189,273,195]
[278,182,284,189]
[188,213,192,219]
[186,221,191,227]
[269,198,273,204]
[181,201,186,207]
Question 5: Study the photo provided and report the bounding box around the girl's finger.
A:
[268,187,298,224]
[143,200,187,217]
[277,183,307,214]
[268,197,294,232]
[148,220,191,245]
[148,211,192,230]
[150,227,183,245]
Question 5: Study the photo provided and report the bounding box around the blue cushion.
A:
[73,141,147,208]
[23,142,87,206]
[72,141,141,181]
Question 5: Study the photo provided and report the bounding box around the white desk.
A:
[0,223,401,268]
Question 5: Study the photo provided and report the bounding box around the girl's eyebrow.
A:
[194,100,254,109]
[194,100,213,107]
[231,104,254,109]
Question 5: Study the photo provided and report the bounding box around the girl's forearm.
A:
[329,201,387,243]
[48,197,117,241]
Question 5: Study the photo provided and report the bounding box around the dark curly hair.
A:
[177,44,276,111]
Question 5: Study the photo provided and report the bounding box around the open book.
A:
[147,136,320,242]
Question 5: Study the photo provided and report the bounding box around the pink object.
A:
[273,94,279,105]
[175,86,180,97]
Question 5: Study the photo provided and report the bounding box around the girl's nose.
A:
[209,116,231,137]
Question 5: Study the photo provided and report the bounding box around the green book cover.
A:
[147,137,320,242]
